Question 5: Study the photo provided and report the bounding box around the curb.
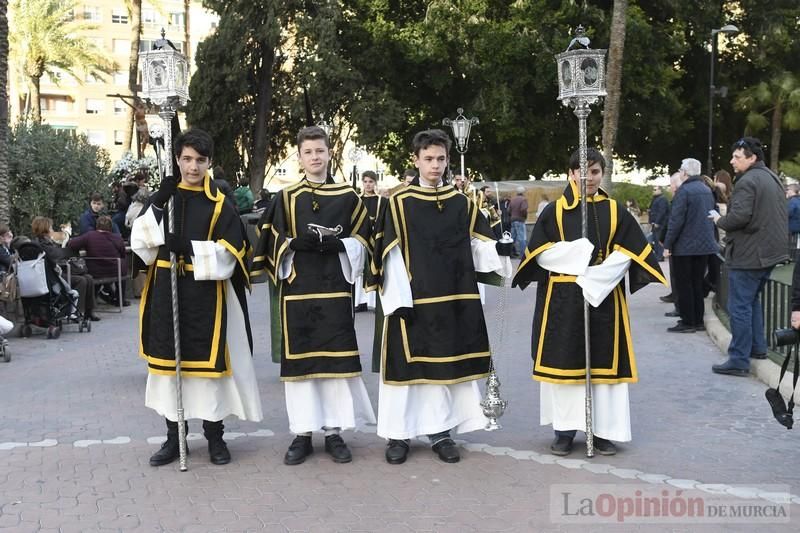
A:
[704,296,799,402]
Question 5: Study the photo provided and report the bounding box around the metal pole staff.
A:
[575,101,594,458]
[159,104,188,472]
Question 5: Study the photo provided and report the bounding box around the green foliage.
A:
[7,122,110,232]
[609,181,658,212]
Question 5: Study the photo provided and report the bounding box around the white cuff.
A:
[536,238,594,276]
[575,250,631,307]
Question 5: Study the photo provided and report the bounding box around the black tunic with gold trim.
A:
[512,181,666,385]
[369,181,495,384]
[251,178,372,381]
[140,178,252,378]
[361,194,381,224]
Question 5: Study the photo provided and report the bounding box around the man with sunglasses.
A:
[709,137,788,376]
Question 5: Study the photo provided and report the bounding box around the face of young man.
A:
[568,161,603,196]
[730,148,757,175]
[362,176,376,194]
[176,146,211,187]
[90,200,104,213]
[298,138,330,181]
[414,144,448,187]
[453,175,466,190]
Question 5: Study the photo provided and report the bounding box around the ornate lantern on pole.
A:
[348,146,365,189]
[555,25,606,458]
[316,115,333,138]
[442,108,479,179]
[139,29,191,471]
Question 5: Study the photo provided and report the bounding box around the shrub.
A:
[8,122,110,233]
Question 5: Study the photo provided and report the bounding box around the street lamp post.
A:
[555,25,607,457]
[442,108,479,178]
[139,29,191,471]
[348,146,365,189]
[707,24,739,175]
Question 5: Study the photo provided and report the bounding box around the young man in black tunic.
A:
[251,126,375,465]
[132,129,262,467]
[369,129,511,464]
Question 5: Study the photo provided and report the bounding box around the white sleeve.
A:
[536,238,594,276]
[381,246,413,316]
[191,241,237,281]
[470,238,512,278]
[278,242,296,281]
[575,250,631,307]
[337,237,365,284]
[130,207,165,266]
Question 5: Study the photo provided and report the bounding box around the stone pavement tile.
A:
[0,521,40,533]
[0,513,21,528]
[97,514,141,529]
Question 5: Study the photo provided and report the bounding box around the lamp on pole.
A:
[348,146,365,189]
[139,29,191,471]
[707,24,739,175]
[443,108,479,179]
[555,24,607,458]
[316,115,333,138]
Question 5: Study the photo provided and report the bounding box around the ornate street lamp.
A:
[442,108,479,179]
[348,145,365,189]
[555,25,607,458]
[139,29,191,472]
[316,115,333,138]
[707,24,739,174]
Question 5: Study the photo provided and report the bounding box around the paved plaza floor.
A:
[1,266,798,532]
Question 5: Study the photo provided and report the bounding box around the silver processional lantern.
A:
[316,115,333,138]
[139,29,191,471]
[555,25,606,458]
[442,108,479,179]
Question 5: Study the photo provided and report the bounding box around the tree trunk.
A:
[184,0,191,60]
[601,0,628,192]
[29,75,41,123]
[249,44,275,193]
[123,1,142,154]
[770,99,782,173]
[0,0,10,223]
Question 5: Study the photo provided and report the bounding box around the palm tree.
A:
[122,0,143,153]
[735,71,800,172]
[601,0,628,191]
[0,0,9,223]
[9,0,114,122]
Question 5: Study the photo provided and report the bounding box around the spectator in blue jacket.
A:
[79,193,121,236]
[787,184,800,238]
[663,158,719,333]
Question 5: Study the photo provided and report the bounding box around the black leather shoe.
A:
[664,310,680,317]
[431,438,460,463]
[324,434,352,463]
[149,439,179,466]
[208,438,231,465]
[550,435,573,456]
[593,437,617,456]
[694,323,706,331]
[284,435,313,465]
[385,439,410,464]
[660,294,674,303]
[667,322,695,333]
[89,314,101,322]
[712,361,749,377]
[750,352,767,360]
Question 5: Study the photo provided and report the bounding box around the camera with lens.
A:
[773,327,800,347]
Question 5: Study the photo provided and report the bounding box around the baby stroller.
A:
[15,241,91,338]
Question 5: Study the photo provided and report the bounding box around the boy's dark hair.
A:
[174,128,214,159]
[90,192,104,203]
[569,147,606,172]
[362,170,377,181]
[297,126,331,149]
[412,129,451,156]
[213,165,225,182]
[96,215,113,232]
[731,136,764,161]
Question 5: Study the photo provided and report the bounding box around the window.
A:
[142,8,157,25]
[82,6,101,22]
[139,39,154,53]
[85,98,104,114]
[111,9,128,24]
[113,100,125,115]
[276,168,287,176]
[113,39,130,55]
[114,130,125,145]
[86,130,106,146]
[169,12,185,27]
[40,95,75,114]
[113,70,128,85]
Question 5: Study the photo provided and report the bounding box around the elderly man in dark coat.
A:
[663,158,718,333]
[67,215,129,306]
[710,137,788,376]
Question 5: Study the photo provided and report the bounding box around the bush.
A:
[8,122,110,233]
[610,182,665,213]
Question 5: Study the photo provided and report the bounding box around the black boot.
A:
[149,419,188,467]
[203,420,231,465]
